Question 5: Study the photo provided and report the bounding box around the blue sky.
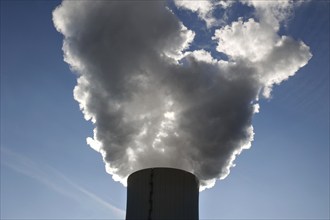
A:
[1,0,329,219]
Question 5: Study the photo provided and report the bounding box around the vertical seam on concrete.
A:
[148,168,154,220]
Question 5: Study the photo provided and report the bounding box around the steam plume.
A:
[53,1,311,190]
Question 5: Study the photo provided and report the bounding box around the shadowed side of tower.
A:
[126,168,199,220]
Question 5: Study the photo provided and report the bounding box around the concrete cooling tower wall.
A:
[126,168,199,220]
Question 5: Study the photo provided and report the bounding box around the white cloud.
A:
[173,0,234,28]
[53,1,311,190]
[213,7,312,97]
[173,0,216,27]
[241,0,305,30]
[256,36,312,97]
[185,49,216,64]
[213,18,278,62]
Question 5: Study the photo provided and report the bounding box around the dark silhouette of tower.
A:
[126,168,199,220]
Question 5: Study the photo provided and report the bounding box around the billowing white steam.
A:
[53,1,311,190]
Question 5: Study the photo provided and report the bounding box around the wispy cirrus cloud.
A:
[0,147,125,219]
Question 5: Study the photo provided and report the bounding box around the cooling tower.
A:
[125,168,199,220]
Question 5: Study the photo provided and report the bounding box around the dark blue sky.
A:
[1,1,329,219]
